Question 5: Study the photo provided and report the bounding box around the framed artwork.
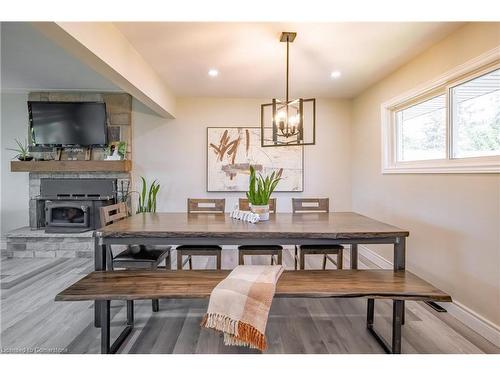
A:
[207,127,303,192]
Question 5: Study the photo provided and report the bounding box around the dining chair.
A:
[176,198,225,270]
[99,202,171,312]
[292,198,343,270]
[238,198,282,265]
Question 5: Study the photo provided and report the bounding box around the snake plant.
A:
[136,177,160,213]
[246,165,281,206]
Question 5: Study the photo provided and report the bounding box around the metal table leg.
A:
[101,299,134,354]
[350,244,358,269]
[94,237,106,328]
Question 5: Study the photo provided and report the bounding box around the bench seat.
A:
[55,269,451,354]
[55,269,451,302]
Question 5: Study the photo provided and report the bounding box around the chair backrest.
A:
[99,202,128,226]
[292,198,329,213]
[187,198,225,214]
[239,198,277,213]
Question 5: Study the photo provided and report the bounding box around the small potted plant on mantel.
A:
[246,165,281,221]
[7,138,33,161]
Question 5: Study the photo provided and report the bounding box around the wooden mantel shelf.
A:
[10,160,132,173]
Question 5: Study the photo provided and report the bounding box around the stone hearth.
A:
[5,227,94,258]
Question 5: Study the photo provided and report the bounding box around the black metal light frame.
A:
[261,32,316,147]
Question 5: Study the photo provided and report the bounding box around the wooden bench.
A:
[55,270,451,354]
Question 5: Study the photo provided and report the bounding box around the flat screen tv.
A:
[28,101,108,147]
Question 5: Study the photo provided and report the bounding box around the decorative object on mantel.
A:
[245,165,281,221]
[105,141,127,160]
[230,209,260,224]
[135,177,160,213]
[6,138,33,161]
[207,127,303,192]
[261,32,316,147]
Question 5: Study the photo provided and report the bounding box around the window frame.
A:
[381,47,500,174]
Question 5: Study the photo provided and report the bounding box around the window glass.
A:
[396,94,446,161]
[452,69,500,158]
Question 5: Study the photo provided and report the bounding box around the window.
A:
[451,69,500,159]
[396,94,446,162]
[382,48,500,174]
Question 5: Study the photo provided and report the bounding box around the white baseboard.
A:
[440,300,500,348]
[357,245,500,348]
[358,244,392,269]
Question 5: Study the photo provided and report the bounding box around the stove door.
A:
[45,201,90,228]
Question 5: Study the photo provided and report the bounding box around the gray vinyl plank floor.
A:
[1,248,498,354]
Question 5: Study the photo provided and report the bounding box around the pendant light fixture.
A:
[261,32,316,147]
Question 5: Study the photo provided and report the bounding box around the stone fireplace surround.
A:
[4,171,131,259]
[4,91,133,259]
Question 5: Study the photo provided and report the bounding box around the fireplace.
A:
[39,179,115,233]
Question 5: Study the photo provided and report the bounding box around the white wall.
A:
[0,92,29,235]
[132,97,352,213]
[351,23,500,331]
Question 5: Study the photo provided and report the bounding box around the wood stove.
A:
[40,179,115,233]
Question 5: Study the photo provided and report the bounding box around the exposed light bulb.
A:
[289,114,300,126]
[330,70,341,79]
[208,69,219,77]
[276,110,287,121]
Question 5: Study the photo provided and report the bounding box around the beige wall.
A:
[132,97,352,213]
[351,23,500,328]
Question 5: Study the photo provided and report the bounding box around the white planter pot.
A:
[250,204,270,221]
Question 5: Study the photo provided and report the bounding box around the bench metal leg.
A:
[367,298,374,327]
[127,300,134,325]
[95,301,102,328]
[366,299,404,354]
[392,300,404,354]
[100,300,134,354]
[101,300,110,353]
[401,301,405,325]
[152,299,159,312]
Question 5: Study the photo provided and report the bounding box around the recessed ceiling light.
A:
[330,71,341,79]
[208,69,219,77]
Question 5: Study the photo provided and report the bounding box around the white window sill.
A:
[382,157,500,174]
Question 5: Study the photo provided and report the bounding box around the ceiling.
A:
[1,22,465,100]
[115,22,464,99]
[1,22,119,92]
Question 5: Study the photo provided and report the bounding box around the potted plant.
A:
[136,177,160,214]
[246,166,281,221]
[7,138,33,161]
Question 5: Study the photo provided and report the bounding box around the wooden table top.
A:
[55,270,450,302]
[96,212,409,240]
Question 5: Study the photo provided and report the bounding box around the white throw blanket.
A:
[201,265,285,351]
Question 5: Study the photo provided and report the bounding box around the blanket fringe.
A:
[201,313,267,351]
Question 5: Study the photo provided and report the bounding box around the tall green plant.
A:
[246,166,281,206]
[136,177,160,213]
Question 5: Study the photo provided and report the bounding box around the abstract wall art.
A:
[207,127,303,192]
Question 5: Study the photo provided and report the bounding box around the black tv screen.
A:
[29,102,108,146]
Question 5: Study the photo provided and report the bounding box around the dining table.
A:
[93,211,409,326]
